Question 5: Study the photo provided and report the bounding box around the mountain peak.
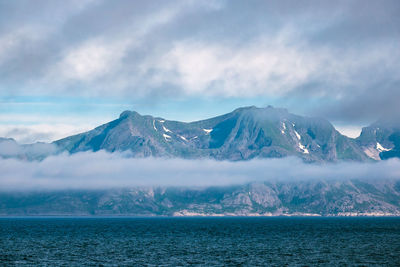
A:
[119,110,141,119]
[233,105,286,112]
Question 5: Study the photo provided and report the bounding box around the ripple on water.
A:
[0,217,400,266]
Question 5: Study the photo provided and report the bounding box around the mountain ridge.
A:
[2,106,400,216]
[53,106,370,162]
[2,179,400,216]
[1,106,399,162]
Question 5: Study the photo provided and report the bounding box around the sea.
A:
[1,217,400,266]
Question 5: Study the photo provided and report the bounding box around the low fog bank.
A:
[1,151,400,191]
[0,138,58,160]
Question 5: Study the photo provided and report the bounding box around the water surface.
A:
[1,217,400,266]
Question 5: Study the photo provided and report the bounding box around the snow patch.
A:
[281,122,286,134]
[158,120,165,123]
[153,120,157,131]
[162,125,172,133]
[376,142,391,152]
[163,133,171,141]
[294,130,301,140]
[298,143,309,154]
[203,128,213,134]
[179,135,188,141]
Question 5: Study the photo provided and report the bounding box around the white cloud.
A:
[0,138,58,158]
[138,30,400,100]
[44,3,185,89]
[0,124,93,143]
[1,0,399,125]
[151,37,318,96]
[334,125,363,138]
[0,111,115,143]
[1,152,400,191]
[54,38,128,82]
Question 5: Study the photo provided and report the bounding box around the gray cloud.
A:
[0,0,399,123]
[0,151,400,191]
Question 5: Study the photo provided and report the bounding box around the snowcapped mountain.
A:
[2,106,400,162]
[54,106,369,162]
[357,117,400,160]
[2,107,400,216]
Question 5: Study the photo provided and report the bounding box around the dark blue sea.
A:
[1,217,400,266]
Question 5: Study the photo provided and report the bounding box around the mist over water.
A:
[1,151,400,191]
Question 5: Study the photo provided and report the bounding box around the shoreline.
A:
[1,213,400,218]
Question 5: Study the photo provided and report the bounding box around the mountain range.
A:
[2,106,400,216]
[3,105,398,162]
[2,179,400,216]
[54,105,369,162]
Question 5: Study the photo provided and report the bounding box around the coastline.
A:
[1,213,400,218]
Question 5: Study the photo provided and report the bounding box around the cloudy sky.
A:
[1,0,399,143]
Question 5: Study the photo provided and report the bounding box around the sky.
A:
[1,0,400,143]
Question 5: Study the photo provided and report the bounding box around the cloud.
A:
[333,125,363,139]
[0,124,93,144]
[0,151,400,191]
[0,138,58,159]
[54,39,128,82]
[0,0,400,124]
[149,36,317,96]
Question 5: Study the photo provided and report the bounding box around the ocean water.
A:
[1,217,400,266]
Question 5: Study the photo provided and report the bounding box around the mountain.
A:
[54,106,369,162]
[2,179,400,216]
[357,117,400,160]
[2,106,400,217]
